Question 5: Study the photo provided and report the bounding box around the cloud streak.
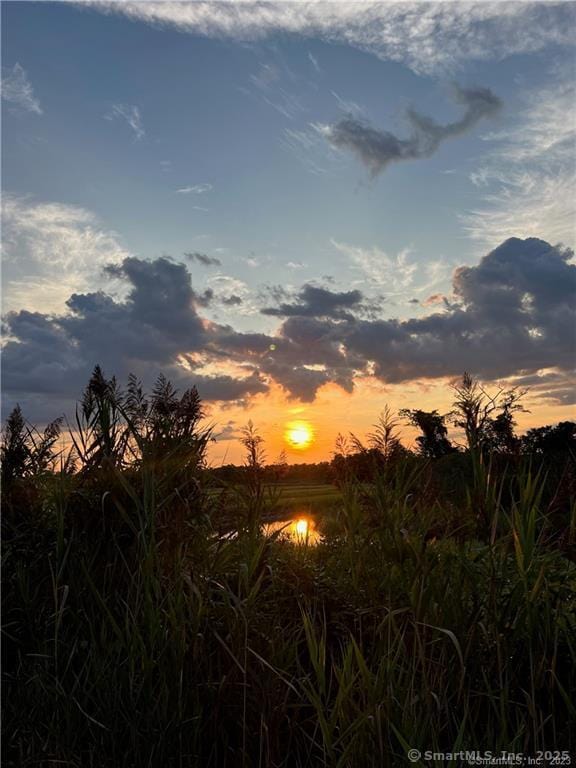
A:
[184,251,222,267]
[319,85,501,177]
[105,104,145,140]
[1,63,42,114]
[464,72,576,250]
[177,183,213,194]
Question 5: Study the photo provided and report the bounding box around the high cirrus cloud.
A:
[2,237,575,421]
[318,85,501,177]
[1,63,42,114]
[94,2,575,76]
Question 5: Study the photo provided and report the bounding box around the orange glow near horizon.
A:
[206,376,576,466]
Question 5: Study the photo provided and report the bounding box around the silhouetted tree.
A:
[450,372,526,452]
[521,421,576,455]
[399,408,456,458]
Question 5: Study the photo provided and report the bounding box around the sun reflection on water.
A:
[264,516,321,545]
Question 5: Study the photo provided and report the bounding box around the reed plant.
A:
[2,373,575,767]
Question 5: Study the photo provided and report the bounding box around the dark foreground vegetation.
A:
[2,368,576,767]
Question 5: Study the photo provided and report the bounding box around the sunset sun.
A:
[285,421,314,450]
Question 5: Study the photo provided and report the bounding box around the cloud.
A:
[185,251,222,267]
[308,52,321,75]
[281,126,343,177]
[331,239,450,297]
[342,237,576,383]
[509,370,576,407]
[246,59,306,121]
[105,104,145,140]
[222,295,243,306]
[96,2,575,76]
[2,256,267,421]
[261,283,365,320]
[1,63,42,114]
[2,196,131,314]
[176,183,213,194]
[318,84,501,177]
[463,72,576,250]
[331,90,365,118]
[3,238,574,419]
[207,274,257,315]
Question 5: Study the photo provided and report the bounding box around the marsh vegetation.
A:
[2,368,575,767]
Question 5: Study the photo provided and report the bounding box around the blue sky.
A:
[2,1,575,456]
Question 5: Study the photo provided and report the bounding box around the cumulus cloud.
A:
[318,85,501,177]
[222,295,243,306]
[342,237,576,383]
[95,2,575,76]
[185,251,222,267]
[2,256,267,421]
[105,104,145,140]
[3,238,575,419]
[1,63,42,114]
[261,283,365,320]
[207,275,257,315]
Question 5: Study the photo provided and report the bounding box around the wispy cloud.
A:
[464,72,576,250]
[176,183,213,194]
[281,125,344,176]
[243,58,307,121]
[96,2,574,75]
[330,90,365,118]
[308,52,321,75]
[2,196,131,313]
[1,63,42,114]
[185,251,222,267]
[105,103,145,140]
[318,85,501,177]
[331,239,449,298]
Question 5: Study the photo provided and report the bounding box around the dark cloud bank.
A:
[323,84,501,176]
[2,237,575,421]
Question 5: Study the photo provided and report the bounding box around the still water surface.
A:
[263,516,322,545]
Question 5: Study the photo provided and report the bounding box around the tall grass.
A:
[2,375,575,766]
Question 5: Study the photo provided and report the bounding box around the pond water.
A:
[263,516,322,546]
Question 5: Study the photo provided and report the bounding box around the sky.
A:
[2,0,575,463]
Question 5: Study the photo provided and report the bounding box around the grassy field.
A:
[264,483,341,515]
[206,482,342,525]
